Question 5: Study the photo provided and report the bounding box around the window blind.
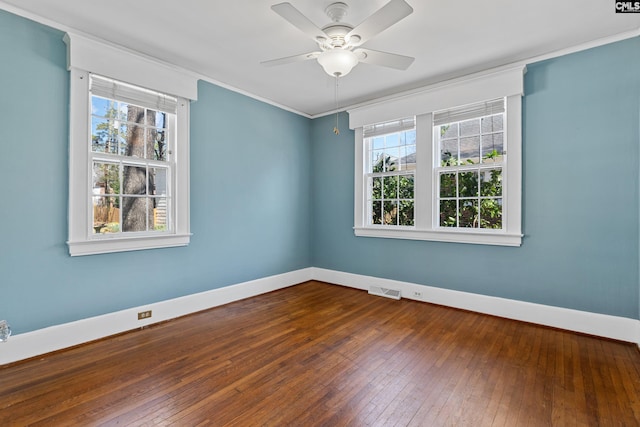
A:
[363,117,415,138]
[90,74,178,114]
[433,98,504,126]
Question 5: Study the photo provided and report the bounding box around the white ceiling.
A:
[2,0,639,117]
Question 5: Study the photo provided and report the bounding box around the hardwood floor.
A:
[1,281,639,426]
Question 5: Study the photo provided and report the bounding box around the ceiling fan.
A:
[262,0,415,77]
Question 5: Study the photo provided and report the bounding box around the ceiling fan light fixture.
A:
[317,49,358,77]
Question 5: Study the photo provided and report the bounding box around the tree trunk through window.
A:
[122,106,155,232]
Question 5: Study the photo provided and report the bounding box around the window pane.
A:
[459,118,480,137]
[383,201,398,225]
[385,133,399,147]
[399,200,414,226]
[384,176,398,199]
[371,200,382,225]
[91,96,116,118]
[92,196,120,233]
[91,117,118,154]
[371,177,382,200]
[459,136,480,164]
[481,133,503,163]
[440,123,458,139]
[480,198,502,229]
[150,167,168,196]
[481,114,503,133]
[459,199,478,228]
[400,145,416,170]
[458,171,478,197]
[440,172,456,198]
[150,129,168,161]
[372,136,384,150]
[152,197,168,231]
[440,200,457,227]
[385,147,400,171]
[441,138,458,166]
[480,168,502,197]
[372,150,385,173]
[123,166,147,195]
[122,196,149,232]
[93,162,120,195]
[398,175,414,199]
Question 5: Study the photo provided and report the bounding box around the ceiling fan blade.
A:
[261,51,321,67]
[271,3,328,42]
[346,0,413,47]
[354,48,414,70]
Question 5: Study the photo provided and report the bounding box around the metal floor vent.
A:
[368,286,401,300]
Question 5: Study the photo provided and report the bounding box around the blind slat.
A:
[364,117,415,138]
[433,98,504,126]
[90,74,178,114]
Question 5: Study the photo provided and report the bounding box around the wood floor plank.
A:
[1,281,639,426]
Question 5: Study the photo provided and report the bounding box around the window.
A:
[351,66,524,246]
[364,119,416,226]
[435,99,505,230]
[65,32,198,256]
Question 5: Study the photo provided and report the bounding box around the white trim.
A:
[310,268,640,345]
[64,33,198,101]
[353,227,523,246]
[2,267,638,365]
[0,268,313,366]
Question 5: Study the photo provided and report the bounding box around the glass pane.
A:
[371,177,382,200]
[385,147,400,171]
[403,129,416,146]
[459,136,480,164]
[371,136,385,150]
[440,123,458,139]
[151,129,168,161]
[459,118,480,137]
[123,165,147,195]
[119,102,145,122]
[122,196,149,232]
[458,171,478,197]
[385,133,399,147]
[91,96,115,118]
[91,117,117,154]
[372,150,385,173]
[92,162,120,195]
[440,138,458,166]
[371,200,382,225]
[122,123,145,157]
[398,175,414,199]
[92,196,120,234]
[399,200,414,226]
[480,168,502,197]
[481,133,503,163]
[400,146,416,171]
[383,201,398,225]
[440,200,457,227]
[384,176,398,199]
[480,198,502,229]
[440,173,456,198]
[150,167,168,196]
[481,114,503,133]
[459,199,478,228]
[151,197,168,231]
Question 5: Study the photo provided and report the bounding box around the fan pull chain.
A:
[333,75,340,135]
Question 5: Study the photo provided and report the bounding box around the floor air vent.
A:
[368,286,401,300]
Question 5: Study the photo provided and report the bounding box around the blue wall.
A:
[0,10,312,334]
[311,38,640,320]
[0,8,638,336]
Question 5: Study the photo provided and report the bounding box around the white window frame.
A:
[350,66,524,246]
[65,33,198,256]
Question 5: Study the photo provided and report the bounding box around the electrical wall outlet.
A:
[137,310,152,320]
[412,291,423,299]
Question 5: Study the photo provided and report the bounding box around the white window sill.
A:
[67,233,192,256]
[354,227,522,247]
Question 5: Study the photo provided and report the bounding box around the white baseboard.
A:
[0,268,313,366]
[2,267,638,365]
[310,268,640,346]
